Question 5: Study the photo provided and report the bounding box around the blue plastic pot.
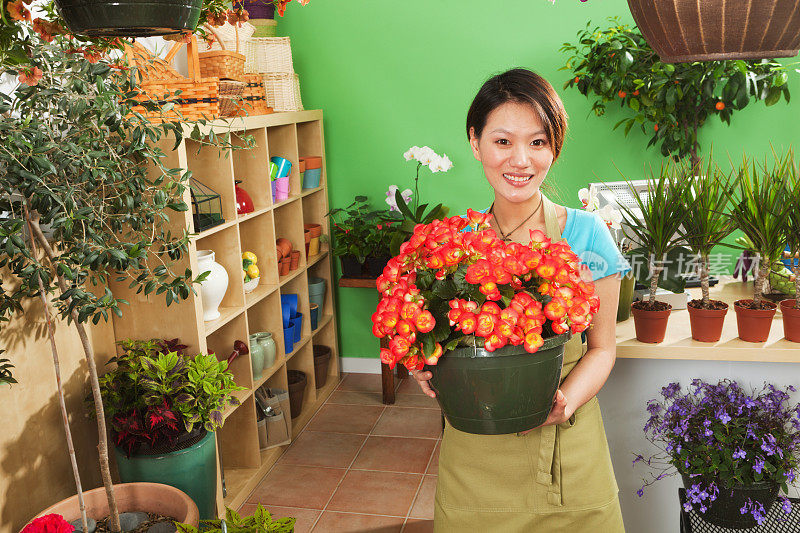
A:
[290,313,303,342]
[283,323,295,353]
[302,168,321,189]
[270,156,292,179]
[310,304,319,330]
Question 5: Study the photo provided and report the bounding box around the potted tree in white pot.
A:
[617,163,689,343]
[728,152,794,343]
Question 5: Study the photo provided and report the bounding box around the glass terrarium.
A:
[190,178,224,231]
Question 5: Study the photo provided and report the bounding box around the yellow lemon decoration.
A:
[246,264,260,280]
[242,251,257,264]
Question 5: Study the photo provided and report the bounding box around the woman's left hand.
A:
[518,389,571,435]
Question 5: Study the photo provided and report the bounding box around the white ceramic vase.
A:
[197,249,228,321]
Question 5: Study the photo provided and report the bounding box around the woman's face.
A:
[469,101,555,204]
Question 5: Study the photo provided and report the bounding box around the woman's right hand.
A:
[411,370,436,398]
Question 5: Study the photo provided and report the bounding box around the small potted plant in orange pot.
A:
[617,163,688,343]
[727,153,794,342]
[781,159,800,342]
[677,156,737,342]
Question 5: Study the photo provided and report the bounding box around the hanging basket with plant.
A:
[372,210,598,434]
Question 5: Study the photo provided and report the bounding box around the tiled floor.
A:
[240,372,441,532]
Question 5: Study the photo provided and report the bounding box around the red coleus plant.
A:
[112,398,183,457]
[372,209,599,371]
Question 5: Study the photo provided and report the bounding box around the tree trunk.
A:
[700,253,710,306]
[24,207,89,533]
[29,218,121,532]
[649,261,662,306]
[754,260,768,307]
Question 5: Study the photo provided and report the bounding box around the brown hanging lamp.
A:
[627,0,800,63]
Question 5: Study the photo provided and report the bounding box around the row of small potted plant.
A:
[619,151,800,344]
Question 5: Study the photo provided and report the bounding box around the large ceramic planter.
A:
[627,0,800,63]
[734,300,777,342]
[681,474,779,530]
[55,0,203,37]
[197,250,228,322]
[631,303,672,343]
[687,301,728,343]
[114,430,217,519]
[428,334,570,435]
[780,299,800,342]
[31,482,198,528]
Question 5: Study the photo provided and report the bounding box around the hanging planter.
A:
[54,0,204,37]
[627,0,800,63]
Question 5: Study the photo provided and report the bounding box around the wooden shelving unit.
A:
[616,277,799,362]
[106,110,340,515]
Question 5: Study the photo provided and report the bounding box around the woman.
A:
[411,68,629,532]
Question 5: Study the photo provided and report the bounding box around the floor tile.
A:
[351,436,437,474]
[426,441,439,475]
[312,512,405,532]
[278,431,366,468]
[393,393,440,409]
[409,476,437,519]
[307,404,385,434]
[402,519,435,532]
[248,464,346,509]
[336,372,384,392]
[395,377,426,395]
[238,504,319,533]
[327,470,422,517]
[372,407,443,439]
[328,390,384,406]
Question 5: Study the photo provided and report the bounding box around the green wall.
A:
[279,0,800,359]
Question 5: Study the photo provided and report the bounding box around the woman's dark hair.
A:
[466,68,568,160]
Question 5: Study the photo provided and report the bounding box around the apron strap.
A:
[541,194,563,242]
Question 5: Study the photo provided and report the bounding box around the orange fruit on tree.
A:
[633,90,639,96]
[715,101,726,111]
[654,124,659,132]
[618,90,627,98]
[574,76,580,83]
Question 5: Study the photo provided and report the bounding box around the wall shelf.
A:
[108,110,340,517]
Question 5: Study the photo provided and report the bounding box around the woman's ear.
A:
[469,127,481,162]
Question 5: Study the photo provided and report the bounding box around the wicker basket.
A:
[245,36,294,74]
[206,21,255,52]
[627,0,800,63]
[218,80,247,116]
[262,72,303,112]
[199,24,246,80]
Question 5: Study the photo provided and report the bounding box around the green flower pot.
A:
[114,430,217,519]
[54,0,203,37]
[617,271,636,322]
[428,334,569,435]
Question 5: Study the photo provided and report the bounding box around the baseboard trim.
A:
[341,357,381,374]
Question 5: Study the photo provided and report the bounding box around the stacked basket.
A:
[244,36,304,112]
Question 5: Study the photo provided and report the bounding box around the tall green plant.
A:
[616,163,688,308]
[561,19,792,167]
[0,36,243,531]
[727,152,795,307]
[784,158,800,309]
[677,155,737,307]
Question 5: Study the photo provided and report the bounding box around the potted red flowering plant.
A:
[372,210,599,434]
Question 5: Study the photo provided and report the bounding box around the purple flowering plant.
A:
[634,379,800,525]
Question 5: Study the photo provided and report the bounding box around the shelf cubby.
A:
[196,225,245,319]
[312,318,340,386]
[185,140,237,230]
[286,342,317,415]
[274,200,307,273]
[297,119,326,191]
[232,128,271,210]
[266,124,300,199]
[247,291,286,389]
[218,395,260,469]
[207,313,252,396]
[239,211,279,292]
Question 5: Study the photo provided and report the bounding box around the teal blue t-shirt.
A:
[468,207,631,281]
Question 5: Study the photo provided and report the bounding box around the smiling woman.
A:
[410,68,630,532]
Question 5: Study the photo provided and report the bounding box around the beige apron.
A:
[433,196,625,532]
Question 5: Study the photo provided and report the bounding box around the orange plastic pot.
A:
[780,299,800,343]
[687,303,728,342]
[734,300,777,342]
[631,303,672,343]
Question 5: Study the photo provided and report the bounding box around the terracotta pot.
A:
[627,0,800,63]
[299,159,306,173]
[290,250,300,270]
[687,302,728,342]
[631,303,672,343]
[304,230,311,256]
[303,156,322,170]
[304,223,322,238]
[734,300,777,342]
[30,482,199,528]
[279,257,290,276]
[780,299,800,343]
[276,238,292,259]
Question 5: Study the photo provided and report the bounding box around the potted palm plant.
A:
[728,152,794,342]
[678,157,737,342]
[781,160,800,343]
[617,164,688,343]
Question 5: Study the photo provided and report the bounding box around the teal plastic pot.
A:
[308,276,326,312]
[302,168,322,189]
[54,0,202,37]
[428,334,569,435]
[114,430,217,519]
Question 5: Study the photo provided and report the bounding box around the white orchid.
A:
[597,204,624,230]
[578,187,600,211]
[403,145,453,173]
[386,185,413,212]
